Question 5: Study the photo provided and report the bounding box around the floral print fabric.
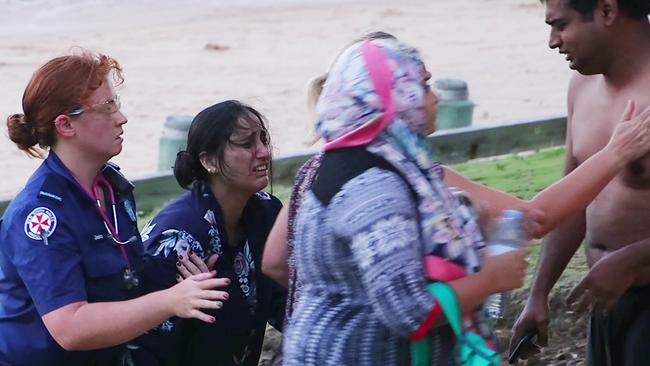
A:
[314,37,492,342]
[131,182,285,366]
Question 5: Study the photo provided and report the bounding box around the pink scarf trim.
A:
[322,40,395,151]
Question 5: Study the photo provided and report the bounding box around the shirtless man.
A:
[510,0,650,365]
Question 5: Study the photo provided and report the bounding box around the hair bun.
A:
[7,113,39,152]
[175,150,196,169]
[176,150,192,159]
[173,150,200,189]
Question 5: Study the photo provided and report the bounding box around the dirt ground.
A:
[255,149,590,365]
[497,253,590,366]
[258,249,592,366]
[496,286,589,365]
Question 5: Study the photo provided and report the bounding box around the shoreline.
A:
[0,0,572,196]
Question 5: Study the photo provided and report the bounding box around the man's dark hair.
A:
[542,0,650,20]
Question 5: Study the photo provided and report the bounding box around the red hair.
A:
[7,51,123,157]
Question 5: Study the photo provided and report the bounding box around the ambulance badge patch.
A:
[24,207,57,241]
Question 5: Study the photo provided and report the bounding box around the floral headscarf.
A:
[315,38,494,341]
[316,37,484,270]
[317,38,429,153]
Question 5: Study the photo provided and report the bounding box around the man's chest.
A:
[572,92,650,188]
[570,95,625,162]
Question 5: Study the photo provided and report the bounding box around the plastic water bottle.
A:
[485,209,526,319]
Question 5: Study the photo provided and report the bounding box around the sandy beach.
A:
[0,0,572,197]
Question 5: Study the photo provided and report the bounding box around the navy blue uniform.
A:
[0,152,144,366]
[132,182,286,366]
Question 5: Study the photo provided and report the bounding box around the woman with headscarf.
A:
[280,36,650,365]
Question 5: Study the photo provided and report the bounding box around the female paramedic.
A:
[0,51,229,366]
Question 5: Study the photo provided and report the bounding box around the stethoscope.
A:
[73,173,140,289]
[91,174,137,246]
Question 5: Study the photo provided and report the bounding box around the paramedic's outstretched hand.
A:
[604,101,650,163]
[520,205,546,240]
[167,272,230,322]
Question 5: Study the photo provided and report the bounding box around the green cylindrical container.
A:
[434,79,474,130]
[157,115,193,172]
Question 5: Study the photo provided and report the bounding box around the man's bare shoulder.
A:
[567,73,598,102]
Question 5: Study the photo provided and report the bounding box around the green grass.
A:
[451,147,565,200]
[141,147,593,362]
[449,147,590,287]
[137,181,294,227]
[448,147,584,291]
[138,147,567,225]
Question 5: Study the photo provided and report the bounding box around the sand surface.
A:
[0,0,572,197]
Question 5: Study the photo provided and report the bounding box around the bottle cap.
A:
[503,209,524,220]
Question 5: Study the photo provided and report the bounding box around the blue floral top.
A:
[132,182,285,366]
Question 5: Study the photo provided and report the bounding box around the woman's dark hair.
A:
[7,51,123,157]
[173,100,272,189]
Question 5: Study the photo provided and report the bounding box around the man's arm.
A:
[525,73,586,280]
[507,211,585,360]
[633,250,650,287]
[510,79,587,357]
[567,236,650,312]
[510,166,587,359]
[528,209,587,302]
[625,240,650,286]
